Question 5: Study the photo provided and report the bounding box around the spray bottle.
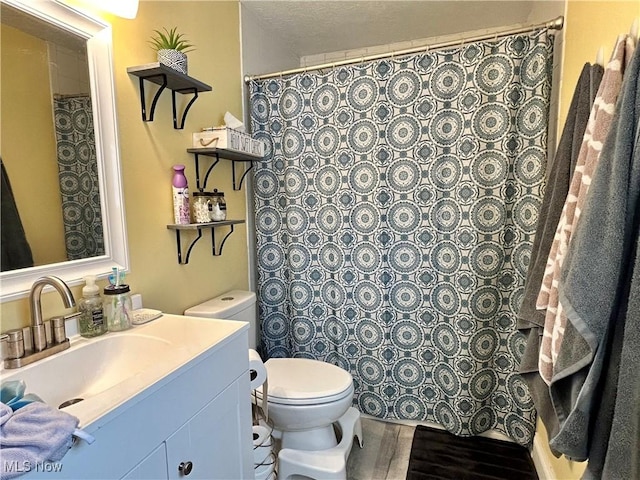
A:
[172,164,190,224]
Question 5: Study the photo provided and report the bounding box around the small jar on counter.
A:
[210,189,227,221]
[104,284,132,332]
[192,191,214,223]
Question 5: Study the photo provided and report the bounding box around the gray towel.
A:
[550,39,640,472]
[516,62,602,452]
[0,402,79,479]
[583,50,640,480]
[0,159,33,272]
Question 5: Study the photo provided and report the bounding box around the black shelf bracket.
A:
[138,75,166,122]
[186,148,261,192]
[127,63,212,130]
[168,220,244,264]
[231,160,254,190]
[193,152,220,192]
[174,228,202,265]
[171,88,198,130]
[210,224,235,256]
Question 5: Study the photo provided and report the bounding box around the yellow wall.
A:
[541,1,639,478]
[0,1,247,330]
[558,0,640,129]
[1,25,67,266]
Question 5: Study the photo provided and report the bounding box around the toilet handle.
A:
[178,461,193,476]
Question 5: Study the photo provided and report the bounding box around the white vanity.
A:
[1,315,254,479]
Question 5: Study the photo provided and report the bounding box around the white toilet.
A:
[184,290,357,451]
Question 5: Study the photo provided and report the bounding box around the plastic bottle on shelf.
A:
[172,164,190,224]
[78,275,107,338]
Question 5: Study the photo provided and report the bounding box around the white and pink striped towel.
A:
[536,34,636,384]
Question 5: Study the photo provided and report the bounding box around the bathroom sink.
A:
[2,334,172,409]
[0,314,247,429]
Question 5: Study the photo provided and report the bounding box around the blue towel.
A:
[1,380,43,411]
[0,402,79,479]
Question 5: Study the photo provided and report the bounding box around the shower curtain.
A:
[250,30,554,447]
[53,95,104,260]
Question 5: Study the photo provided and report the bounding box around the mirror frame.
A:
[1,0,128,302]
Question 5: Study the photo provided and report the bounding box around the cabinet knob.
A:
[178,461,193,476]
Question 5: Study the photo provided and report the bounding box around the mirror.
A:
[0,0,128,301]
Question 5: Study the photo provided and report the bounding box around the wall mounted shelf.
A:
[187,148,261,191]
[167,220,245,264]
[127,63,212,129]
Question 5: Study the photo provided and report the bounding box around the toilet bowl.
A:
[255,358,355,451]
[185,291,356,452]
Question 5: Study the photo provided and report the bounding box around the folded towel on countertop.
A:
[0,401,79,479]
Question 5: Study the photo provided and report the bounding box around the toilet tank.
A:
[184,290,257,349]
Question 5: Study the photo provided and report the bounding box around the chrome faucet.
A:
[29,276,75,351]
[3,276,77,369]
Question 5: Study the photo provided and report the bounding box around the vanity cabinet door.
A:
[165,380,251,480]
[121,444,168,480]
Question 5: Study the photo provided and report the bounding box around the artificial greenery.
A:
[149,27,195,53]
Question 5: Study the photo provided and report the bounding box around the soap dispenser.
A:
[78,275,107,338]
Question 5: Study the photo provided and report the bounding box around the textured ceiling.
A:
[240,1,537,57]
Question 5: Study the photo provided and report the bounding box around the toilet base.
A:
[281,424,338,451]
[278,407,363,480]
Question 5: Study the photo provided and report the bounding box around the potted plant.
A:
[149,27,194,75]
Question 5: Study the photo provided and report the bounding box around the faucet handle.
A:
[51,316,67,344]
[0,334,8,361]
[5,329,25,359]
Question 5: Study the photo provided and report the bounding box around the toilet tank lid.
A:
[184,290,256,318]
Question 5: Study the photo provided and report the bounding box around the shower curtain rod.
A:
[244,15,563,83]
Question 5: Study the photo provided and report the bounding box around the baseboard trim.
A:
[532,432,556,480]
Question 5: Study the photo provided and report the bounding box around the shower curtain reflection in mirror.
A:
[53,95,104,261]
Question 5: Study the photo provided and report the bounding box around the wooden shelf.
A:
[167,220,245,230]
[187,148,262,191]
[167,220,245,264]
[127,63,212,129]
[186,147,261,162]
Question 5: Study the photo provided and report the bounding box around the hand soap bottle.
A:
[78,275,107,338]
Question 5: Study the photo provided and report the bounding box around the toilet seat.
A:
[256,358,354,406]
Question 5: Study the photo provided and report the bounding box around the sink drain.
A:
[59,398,84,409]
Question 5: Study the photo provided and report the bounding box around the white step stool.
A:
[277,407,363,480]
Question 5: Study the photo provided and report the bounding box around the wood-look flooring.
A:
[346,418,416,480]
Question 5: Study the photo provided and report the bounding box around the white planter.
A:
[157,49,188,74]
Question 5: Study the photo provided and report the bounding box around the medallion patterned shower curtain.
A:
[53,95,104,260]
[250,30,554,446]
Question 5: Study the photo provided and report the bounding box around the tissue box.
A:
[192,127,264,158]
